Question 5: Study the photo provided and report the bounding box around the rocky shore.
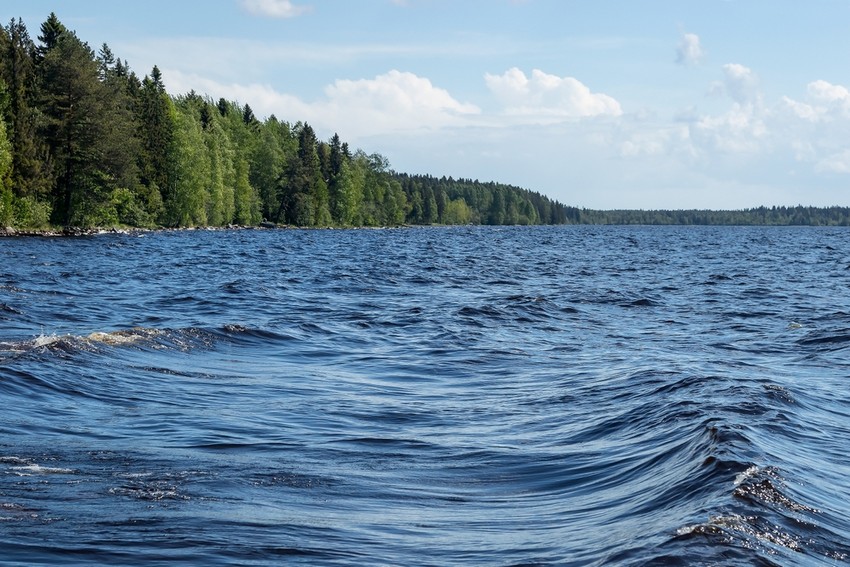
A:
[0,222,406,237]
[0,225,270,237]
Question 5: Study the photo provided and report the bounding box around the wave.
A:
[3,227,850,565]
[0,323,292,360]
[0,328,165,357]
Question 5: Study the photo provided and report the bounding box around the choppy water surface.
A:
[1,225,849,566]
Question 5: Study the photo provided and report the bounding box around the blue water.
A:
[1,225,849,566]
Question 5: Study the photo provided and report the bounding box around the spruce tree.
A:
[39,25,106,225]
[137,66,176,220]
[0,18,51,206]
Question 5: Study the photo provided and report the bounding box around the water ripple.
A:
[1,226,849,565]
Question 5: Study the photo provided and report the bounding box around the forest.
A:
[0,13,569,230]
[564,206,850,226]
[1,13,849,231]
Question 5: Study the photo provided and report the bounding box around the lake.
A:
[1,225,849,565]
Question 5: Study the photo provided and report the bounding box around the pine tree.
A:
[36,12,65,61]
[0,18,51,205]
[39,25,108,225]
[136,66,176,220]
[97,43,142,202]
[278,123,328,226]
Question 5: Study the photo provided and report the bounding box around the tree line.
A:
[0,13,570,229]
[571,206,850,226]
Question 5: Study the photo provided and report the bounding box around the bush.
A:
[13,196,52,228]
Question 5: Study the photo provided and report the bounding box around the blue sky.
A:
[6,0,850,209]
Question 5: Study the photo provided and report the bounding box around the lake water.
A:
[1,225,849,566]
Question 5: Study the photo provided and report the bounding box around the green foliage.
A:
[36,12,65,60]
[111,187,153,227]
[249,116,290,221]
[0,18,52,201]
[443,198,472,225]
[0,107,12,224]
[233,158,261,225]
[395,173,562,226]
[165,106,209,226]
[333,155,364,225]
[137,66,176,214]
[203,107,235,226]
[575,206,850,226]
[12,195,50,227]
[0,83,12,184]
[0,187,12,226]
[39,28,107,225]
[275,123,331,226]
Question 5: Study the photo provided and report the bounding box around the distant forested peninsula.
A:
[1,14,849,233]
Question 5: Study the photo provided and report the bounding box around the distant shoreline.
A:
[3,218,849,237]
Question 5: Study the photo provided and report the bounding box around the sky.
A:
[5,0,850,210]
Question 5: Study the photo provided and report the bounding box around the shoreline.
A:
[0,224,286,238]
[0,223,420,237]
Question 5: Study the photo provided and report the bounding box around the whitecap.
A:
[734,465,760,486]
[10,464,75,475]
[31,334,63,348]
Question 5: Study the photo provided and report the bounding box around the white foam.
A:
[31,334,63,348]
[0,456,29,465]
[10,464,75,475]
[734,465,759,486]
[87,328,163,346]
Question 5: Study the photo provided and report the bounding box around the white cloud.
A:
[722,63,759,105]
[815,150,850,173]
[321,70,481,133]
[484,67,622,121]
[163,69,479,140]
[676,33,704,66]
[808,79,850,104]
[779,79,850,124]
[780,95,817,121]
[691,104,767,153]
[619,125,692,159]
[795,80,850,121]
[324,71,479,116]
[777,79,850,176]
[240,0,311,18]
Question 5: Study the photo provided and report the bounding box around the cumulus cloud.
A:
[808,79,850,103]
[164,69,479,139]
[676,33,704,66]
[780,79,850,122]
[792,80,850,120]
[778,79,850,175]
[691,105,767,154]
[780,95,818,121]
[325,70,478,115]
[241,0,311,18]
[484,67,622,121]
[722,63,759,105]
[322,70,480,132]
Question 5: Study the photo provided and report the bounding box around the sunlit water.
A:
[1,225,849,566]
